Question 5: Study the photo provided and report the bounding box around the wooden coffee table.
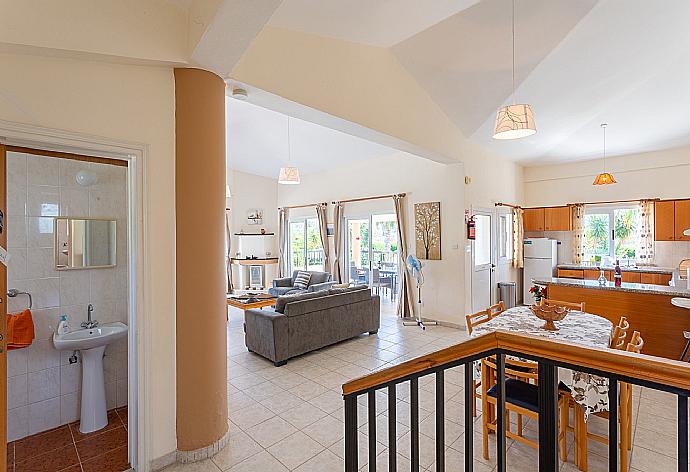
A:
[227,294,277,310]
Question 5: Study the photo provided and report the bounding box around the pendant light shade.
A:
[493,104,537,139]
[278,117,300,185]
[593,123,617,186]
[278,166,300,184]
[492,0,536,140]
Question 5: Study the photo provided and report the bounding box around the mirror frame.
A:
[54,216,118,270]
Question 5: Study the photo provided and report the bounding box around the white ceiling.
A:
[265,0,690,166]
[227,98,398,178]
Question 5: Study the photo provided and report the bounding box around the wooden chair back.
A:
[626,331,644,353]
[466,309,492,335]
[488,301,506,317]
[610,316,630,350]
[482,356,539,383]
[541,298,585,312]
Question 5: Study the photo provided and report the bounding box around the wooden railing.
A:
[341,330,690,472]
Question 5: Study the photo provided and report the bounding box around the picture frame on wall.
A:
[247,209,263,225]
[414,201,441,260]
[326,223,335,237]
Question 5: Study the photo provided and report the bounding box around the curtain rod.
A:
[332,193,406,205]
[278,202,327,210]
[495,202,521,209]
[566,198,660,206]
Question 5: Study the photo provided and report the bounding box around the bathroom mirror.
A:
[55,218,117,270]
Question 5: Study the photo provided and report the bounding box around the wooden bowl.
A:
[529,304,570,331]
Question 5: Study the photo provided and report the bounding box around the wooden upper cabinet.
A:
[523,208,545,232]
[655,200,675,241]
[544,206,572,231]
[675,199,690,241]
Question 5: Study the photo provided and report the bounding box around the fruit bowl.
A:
[529,303,570,331]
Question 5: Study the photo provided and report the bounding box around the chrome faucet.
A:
[81,304,99,329]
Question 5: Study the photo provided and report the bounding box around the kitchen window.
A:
[289,217,324,273]
[583,206,641,263]
[498,212,513,262]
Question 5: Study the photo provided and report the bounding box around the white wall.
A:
[6,152,128,441]
[0,51,176,461]
[277,152,466,324]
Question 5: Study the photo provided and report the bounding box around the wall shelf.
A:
[234,233,275,236]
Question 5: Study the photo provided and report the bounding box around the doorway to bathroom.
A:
[1,145,132,472]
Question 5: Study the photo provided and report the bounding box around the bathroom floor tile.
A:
[14,443,79,472]
[75,426,127,461]
[116,407,128,428]
[14,426,73,462]
[70,409,123,442]
[80,445,129,472]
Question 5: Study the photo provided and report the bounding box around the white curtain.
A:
[278,207,290,277]
[393,194,414,318]
[571,204,586,264]
[225,208,233,292]
[512,207,524,269]
[638,199,655,265]
[316,203,331,273]
[332,203,344,282]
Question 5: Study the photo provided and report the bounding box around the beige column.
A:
[174,68,228,451]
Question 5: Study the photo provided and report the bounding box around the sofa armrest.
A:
[308,281,336,292]
[244,308,289,364]
[273,277,294,288]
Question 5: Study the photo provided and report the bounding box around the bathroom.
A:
[5,148,130,471]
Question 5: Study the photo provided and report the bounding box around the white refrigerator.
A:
[523,238,558,305]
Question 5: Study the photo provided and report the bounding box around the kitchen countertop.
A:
[557,264,674,274]
[534,277,690,297]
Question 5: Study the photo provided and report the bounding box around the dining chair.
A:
[541,298,585,312]
[609,316,630,350]
[481,356,569,460]
[465,308,493,417]
[573,330,644,472]
[488,301,506,317]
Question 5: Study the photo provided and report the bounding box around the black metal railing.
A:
[342,339,690,472]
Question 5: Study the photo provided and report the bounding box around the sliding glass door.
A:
[346,214,399,300]
[288,217,324,273]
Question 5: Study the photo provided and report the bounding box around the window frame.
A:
[583,204,640,263]
[288,216,324,273]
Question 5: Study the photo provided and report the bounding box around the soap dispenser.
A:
[57,315,71,335]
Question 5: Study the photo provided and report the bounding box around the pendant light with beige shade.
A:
[278,117,300,184]
[493,0,537,140]
[593,123,617,185]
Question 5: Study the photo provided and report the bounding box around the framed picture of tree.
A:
[414,202,441,260]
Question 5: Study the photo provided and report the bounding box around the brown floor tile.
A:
[115,407,128,427]
[75,427,127,462]
[8,442,15,466]
[14,427,73,463]
[15,443,79,472]
[57,467,81,472]
[70,410,122,442]
[81,446,129,472]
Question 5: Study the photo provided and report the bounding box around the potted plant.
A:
[529,284,547,304]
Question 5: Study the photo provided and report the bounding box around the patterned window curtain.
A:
[512,207,524,269]
[315,203,331,273]
[332,203,344,282]
[393,195,414,318]
[638,199,655,265]
[278,207,290,277]
[225,208,233,292]
[571,204,586,264]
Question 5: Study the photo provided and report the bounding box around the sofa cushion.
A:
[293,271,312,289]
[275,290,326,314]
[308,271,332,285]
[285,287,372,317]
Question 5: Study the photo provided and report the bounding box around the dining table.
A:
[470,305,614,420]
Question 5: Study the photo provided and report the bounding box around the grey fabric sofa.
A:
[244,286,380,366]
[268,270,335,296]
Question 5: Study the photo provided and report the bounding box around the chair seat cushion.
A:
[293,271,311,290]
[487,378,539,413]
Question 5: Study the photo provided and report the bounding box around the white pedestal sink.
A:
[53,322,128,433]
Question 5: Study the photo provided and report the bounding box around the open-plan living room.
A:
[2,1,690,472]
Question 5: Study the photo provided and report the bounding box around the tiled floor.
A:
[162,303,683,472]
[7,407,129,472]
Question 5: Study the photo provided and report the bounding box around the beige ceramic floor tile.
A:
[212,431,264,470]
[267,431,325,470]
[227,451,288,472]
[245,416,297,448]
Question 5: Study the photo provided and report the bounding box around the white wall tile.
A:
[7,349,28,377]
[60,363,81,395]
[31,308,61,340]
[8,215,28,248]
[27,185,60,217]
[27,247,57,279]
[116,378,128,408]
[27,216,55,248]
[8,152,28,187]
[32,278,60,309]
[28,367,60,403]
[105,380,117,410]
[27,340,61,373]
[8,183,27,217]
[60,188,90,217]
[60,393,80,424]
[8,374,28,409]
[28,397,61,435]
[90,269,118,302]
[8,247,29,282]
[7,406,29,442]
[27,155,60,186]
[60,270,90,306]
[59,159,90,188]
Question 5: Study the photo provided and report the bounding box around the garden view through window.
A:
[289,217,324,273]
[584,206,640,263]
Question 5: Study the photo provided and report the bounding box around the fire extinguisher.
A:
[467,216,476,240]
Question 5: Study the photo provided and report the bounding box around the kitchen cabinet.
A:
[544,206,572,231]
[583,269,612,281]
[621,271,641,283]
[675,199,690,241]
[640,273,673,286]
[523,208,545,232]
[558,269,584,279]
[655,200,676,241]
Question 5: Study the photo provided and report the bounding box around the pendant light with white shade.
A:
[493,0,537,140]
[593,123,617,185]
[278,117,300,185]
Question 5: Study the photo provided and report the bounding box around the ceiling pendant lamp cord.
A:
[287,117,291,164]
[602,123,607,172]
[512,0,516,104]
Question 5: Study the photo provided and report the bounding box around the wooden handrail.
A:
[342,330,690,396]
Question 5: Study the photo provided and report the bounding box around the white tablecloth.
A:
[470,306,613,420]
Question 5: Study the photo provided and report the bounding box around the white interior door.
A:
[471,211,495,312]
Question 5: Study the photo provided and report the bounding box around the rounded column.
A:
[174,68,228,451]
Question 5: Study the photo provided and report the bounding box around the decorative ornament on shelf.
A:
[278,117,301,185]
[492,0,537,140]
[593,123,617,185]
[529,284,547,303]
